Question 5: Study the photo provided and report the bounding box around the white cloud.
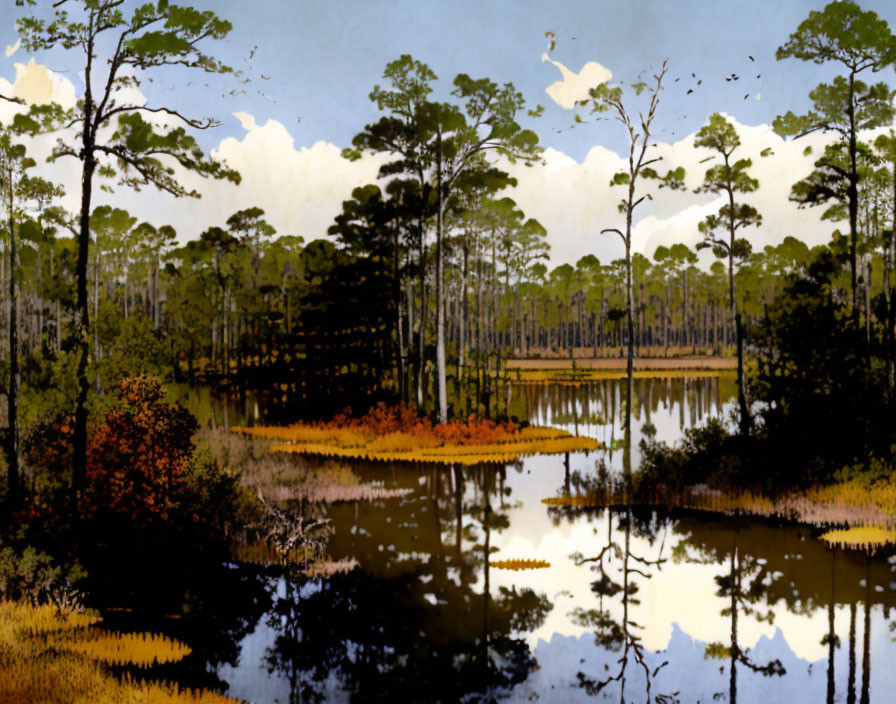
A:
[85,114,388,242]
[541,54,612,110]
[2,57,387,245]
[503,116,837,268]
[0,58,77,122]
[0,57,859,272]
[183,114,388,239]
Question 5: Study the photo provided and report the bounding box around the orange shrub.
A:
[84,377,197,522]
[26,376,197,524]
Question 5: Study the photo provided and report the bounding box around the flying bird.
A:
[687,89,694,95]
[749,55,754,62]
[249,45,257,59]
[697,80,702,85]
[744,94,750,99]
[261,75,271,80]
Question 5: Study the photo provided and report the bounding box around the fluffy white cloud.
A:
[188,113,388,240]
[503,116,837,268]
[0,58,76,118]
[541,54,612,110]
[2,58,387,245]
[0,55,861,271]
[89,113,388,242]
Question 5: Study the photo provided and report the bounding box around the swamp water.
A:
[186,377,896,703]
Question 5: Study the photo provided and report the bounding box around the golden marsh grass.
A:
[0,601,241,704]
[234,425,600,464]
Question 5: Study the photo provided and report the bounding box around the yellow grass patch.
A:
[0,601,241,704]
[507,355,737,370]
[234,425,600,465]
[819,526,896,551]
[511,369,734,384]
[232,541,314,566]
[541,479,896,532]
[61,631,191,667]
[490,559,551,570]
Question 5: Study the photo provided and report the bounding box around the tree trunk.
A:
[847,70,860,331]
[435,131,448,423]
[72,113,97,515]
[6,194,19,508]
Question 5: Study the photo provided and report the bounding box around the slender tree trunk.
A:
[417,223,426,408]
[6,193,19,508]
[730,544,739,704]
[435,130,448,423]
[828,549,837,704]
[860,558,871,704]
[72,108,97,515]
[848,601,856,704]
[459,240,468,391]
[93,236,101,395]
[727,180,751,434]
[846,71,860,332]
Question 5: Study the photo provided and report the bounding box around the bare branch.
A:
[102,104,218,129]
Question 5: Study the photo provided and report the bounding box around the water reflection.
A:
[218,377,896,703]
[510,375,736,472]
[571,508,673,702]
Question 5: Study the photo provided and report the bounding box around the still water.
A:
[208,376,896,703]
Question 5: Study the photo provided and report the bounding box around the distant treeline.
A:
[0,194,878,421]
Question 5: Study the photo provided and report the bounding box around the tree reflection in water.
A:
[259,461,553,703]
[570,506,680,702]
[676,518,887,704]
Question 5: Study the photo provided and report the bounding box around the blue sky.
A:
[3,1,896,265]
[6,0,896,158]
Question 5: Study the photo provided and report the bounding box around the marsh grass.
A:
[542,479,896,537]
[231,541,315,566]
[510,369,735,384]
[235,425,600,464]
[507,352,736,368]
[303,558,359,579]
[819,526,896,551]
[0,601,239,704]
[199,428,411,503]
[490,559,551,570]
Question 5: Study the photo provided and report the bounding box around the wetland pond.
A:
[177,376,896,703]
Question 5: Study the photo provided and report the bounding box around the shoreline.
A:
[508,356,737,371]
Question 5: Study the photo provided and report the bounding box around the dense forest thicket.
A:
[0,198,852,417]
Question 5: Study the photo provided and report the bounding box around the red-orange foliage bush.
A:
[325,402,519,445]
[26,376,197,523]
